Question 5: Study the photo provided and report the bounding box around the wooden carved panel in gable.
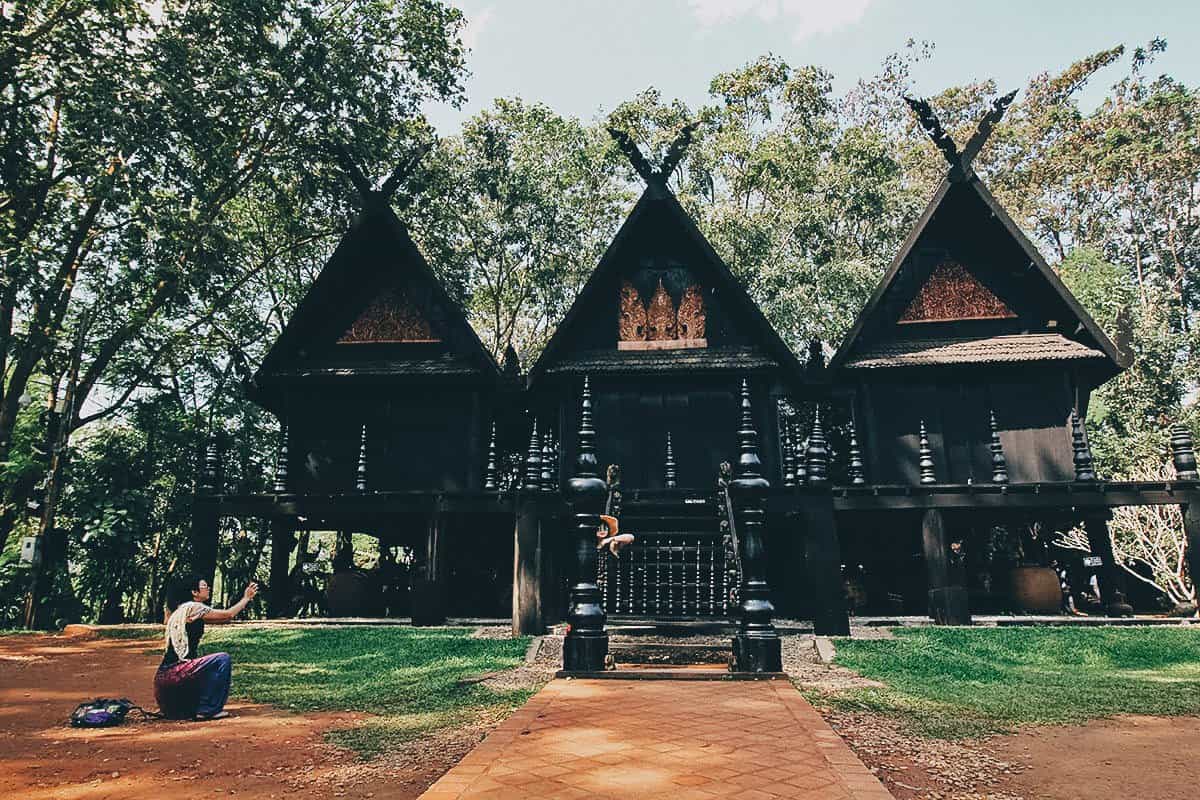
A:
[898,260,1016,324]
[619,280,647,341]
[677,284,706,341]
[646,278,677,340]
[338,286,440,343]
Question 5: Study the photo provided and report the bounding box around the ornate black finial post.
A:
[780,403,796,488]
[484,422,498,490]
[730,379,782,672]
[200,437,221,494]
[1171,423,1198,480]
[355,424,369,492]
[562,377,608,672]
[847,416,866,485]
[794,422,807,483]
[805,406,829,485]
[540,426,554,491]
[523,419,542,491]
[1071,409,1096,482]
[272,425,289,494]
[989,410,1009,484]
[664,431,677,489]
[918,420,936,484]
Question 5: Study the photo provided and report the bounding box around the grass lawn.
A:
[820,626,1200,739]
[165,626,532,758]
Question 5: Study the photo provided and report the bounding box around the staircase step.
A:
[610,642,731,665]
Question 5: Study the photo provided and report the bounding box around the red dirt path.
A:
[0,633,450,799]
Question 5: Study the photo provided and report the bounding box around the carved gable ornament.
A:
[618,275,707,350]
[898,261,1016,324]
[338,286,440,343]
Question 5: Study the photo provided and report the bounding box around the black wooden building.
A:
[191,96,1200,673]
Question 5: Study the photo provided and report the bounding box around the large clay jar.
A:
[325,570,381,617]
[1007,565,1061,614]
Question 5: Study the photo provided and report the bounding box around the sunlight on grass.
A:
[189,626,534,758]
[821,627,1200,739]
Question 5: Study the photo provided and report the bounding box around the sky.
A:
[424,0,1200,133]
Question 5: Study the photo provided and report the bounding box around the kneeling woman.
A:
[155,575,257,720]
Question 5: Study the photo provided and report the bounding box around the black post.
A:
[355,424,368,492]
[918,420,936,484]
[272,424,289,493]
[524,419,542,491]
[1072,409,1097,482]
[540,427,555,491]
[484,422,498,490]
[921,508,971,624]
[267,517,295,618]
[799,403,849,635]
[989,410,1009,484]
[1183,502,1200,612]
[513,493,544,635]
[664,431,677,489]
[730,379,782,672]
[412,503,447,625]
[190,437,221,583]
[562,377,608,672]
[1084,512,1133,616]
[847,416,865,485]
[1171,424,1198,480]
[780,403,796,488]
[794,420,807,483]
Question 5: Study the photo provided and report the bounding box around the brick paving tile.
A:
[418,678,893,799]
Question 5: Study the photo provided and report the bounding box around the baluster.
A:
[918,420,936,484]
[989,410,1009,484]
[272,424,289,494]
[664,431,677,489]
[1171,423,1198,480]
[780,402,796,488]
[847,416,866,485]
[1071,409,1096,482]
[483,422,498,490]
[805,406,829,484]
[540,427,554,491]
[794,419,807,483]
[355,424,369,492]
[524,419,542,491]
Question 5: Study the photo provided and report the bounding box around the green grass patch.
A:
[823,627,1200,739]
[194,626,533,758]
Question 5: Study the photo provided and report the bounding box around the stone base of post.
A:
[733,630,782,673]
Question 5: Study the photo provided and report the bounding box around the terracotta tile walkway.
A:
[419,678,893,799]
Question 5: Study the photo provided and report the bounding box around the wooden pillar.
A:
[267,518,296,618]
[801,498,850,636]
[562,377,608,672]
[921,508,970,625]
[1183,502,1200,608]
[1083,512,1133,617]
[412,504,447,625]
[512,494,544,635]
[190,438,221,582]
[730,379,782,672]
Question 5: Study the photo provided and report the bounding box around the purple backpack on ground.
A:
[69,698,159,727]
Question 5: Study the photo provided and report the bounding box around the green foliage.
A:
[824,627,1200,738]
[199,626,533,758]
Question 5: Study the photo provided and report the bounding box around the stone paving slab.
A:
[419,677,893,799]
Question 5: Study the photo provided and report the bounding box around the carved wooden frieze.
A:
[619,280,647,342]
[677,284,706,341]
[338,287,439,343]
[646,278,677,340]
[899,260,1015,324]
[617,273,707,350]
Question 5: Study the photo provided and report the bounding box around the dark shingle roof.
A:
[546,345,778,375]
[265,356,481,380]
[844,333,1107,369]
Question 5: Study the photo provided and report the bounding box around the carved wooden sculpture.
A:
[646,279,677,341]
[618,280,647,342]
[677,284,706,342]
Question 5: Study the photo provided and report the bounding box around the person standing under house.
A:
[155,575,257,720]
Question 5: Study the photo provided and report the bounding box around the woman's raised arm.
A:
[204,583,258,624]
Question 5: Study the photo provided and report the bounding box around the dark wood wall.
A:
[854,364,1078,484]
[285,386,490,493]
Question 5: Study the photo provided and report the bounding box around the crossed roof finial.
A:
[607,121,700,188]
[331,141,433,208]
[903,89,1017,180]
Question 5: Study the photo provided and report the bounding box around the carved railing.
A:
[716,462,743,616]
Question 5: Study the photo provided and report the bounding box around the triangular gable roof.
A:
[253,203,499,389]
[829,172,1129,374]
[527,182,811,391]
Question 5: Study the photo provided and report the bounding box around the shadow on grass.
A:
[194,626,535,758]
[821,627,1200,739]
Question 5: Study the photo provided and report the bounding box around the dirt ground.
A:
[3,632,1199,800]
[786,635,1200,800]
[0,632,496,800]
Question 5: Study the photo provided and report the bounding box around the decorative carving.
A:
[989,410,1009,484]
[645,278,677,341]
[338,287,438,343]
[899,261,1016,324]
[1071,409,1096,482]
[847,417,866,485]
[677,284,706,341]
[618,280,647,342]
[805,406,828,485]
[918,420,936,484]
